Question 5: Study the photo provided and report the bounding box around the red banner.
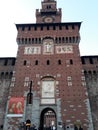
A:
[8,97,24,114]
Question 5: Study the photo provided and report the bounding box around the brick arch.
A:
[39,107,57,130]
[42,36,54,41]
[41,75,55,80]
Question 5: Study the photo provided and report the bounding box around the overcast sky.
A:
[0,0,98,57]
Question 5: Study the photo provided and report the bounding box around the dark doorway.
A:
[39,108,56,130]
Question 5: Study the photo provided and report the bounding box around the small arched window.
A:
[1,72,4,78]
[58,60,61,65]
[9,72,13,78]
[35,60,38,65]
[23,60,27,66]
[5,72,9,79]
[47,60,50,65]
[70,59,73,65]
[4,59,8,66]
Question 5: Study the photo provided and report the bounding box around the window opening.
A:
[89,58,93,64]
[22,27,24,31]
[35,38,37,43]
[39,38,41,44]
[25,38,27,44]
[1,72,4,78]
[41,26,43,30]
[73,37,75,43]
[4,59,8,66]
[34,26,37,31]
[35,60,38,65]
[32,38,34,44]
[28,26,31,31]
[24,60,27,66]
[59,26,62,30]
[59,37,61,43]
[58,60,61,65]
[55,37,58,43]
[70,59,73,65]
[66,37,68,43]
[66,25,68,30]
[81,58,85,64]
[62,37,65,43]
[12,59,15,66]
[72,25,75,29]
[47,60,50,65]
[69,37,71,43]
[47,26,49,30]
[53,25,56,30]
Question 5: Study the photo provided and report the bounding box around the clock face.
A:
[44,16,53,23]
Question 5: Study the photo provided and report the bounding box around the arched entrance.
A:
[39,108,57,130]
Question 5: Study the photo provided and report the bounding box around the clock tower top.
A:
[36,0,62,23]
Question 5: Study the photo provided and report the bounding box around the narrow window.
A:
[47,60,50,65]
[28,26,31,31]
[25,38,27,44]
[47,26,49,30]
[53,25,56,30]
[89,57,93,64]
[59,37,61,43]
[5,72,9,79]
[32,38,34,44]
[49,5,51,9]
[35,60,38,65]
[66,25,68,30]
[24,60,27,66]
[73,37,75,43]
[66,37,68,43]
[59,25,62,30]
[84,71,87,75]
[81,58,85,64]
[72,25,75,29]
[93,70,96,75]
[55,37,58,43]
[58,60,61,65]
[69,37,72,43]
[34,26,37,31]
[35,38,37,43]
[41,26,43,30]
[62,37,65,43]
[70,59,73,65]
[47,6,49,9]
[39,38,41,44]
[9,72,13,78]
[88,71,92,74]
[1,72,4,78]
[22,27,24,31]
[29,38,31,44]
[0,125,3,129]
[4,59,8,66]
[22,38,24,44]
[47,5,51,9]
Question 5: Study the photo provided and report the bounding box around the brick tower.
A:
[3,0,93,130]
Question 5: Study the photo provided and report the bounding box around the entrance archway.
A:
[39,108,57,130]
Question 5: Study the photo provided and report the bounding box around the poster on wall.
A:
[7,97,24,117]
